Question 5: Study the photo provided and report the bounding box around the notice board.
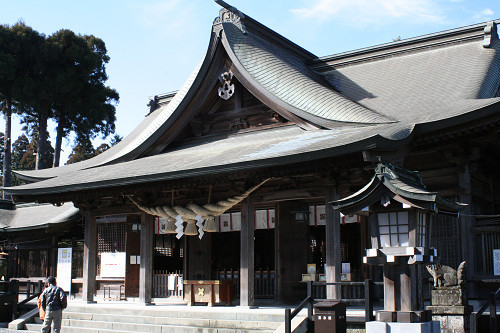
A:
[56,248,72,293]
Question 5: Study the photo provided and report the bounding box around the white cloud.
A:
[481,8,494,16]
[473,8,495,22]
[291,0,446,26]
[132,0,198,34]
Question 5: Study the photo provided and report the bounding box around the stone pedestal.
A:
[366,321,440,333]
[426,287,472,333]
[376,310,432,323]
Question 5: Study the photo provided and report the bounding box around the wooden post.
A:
[364,279,374,322]
[82,211,97,303]
[10,280,18,321]
[458,163,475,284]
[139,212,154,304]
[400,264,412,311]
[383,265,396,311]
[50,236,58,277]
[240,199,255,307]
[325,184,341,299]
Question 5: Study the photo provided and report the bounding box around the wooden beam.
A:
[325,184,341,299]
[139,212,154,304]
[240,199,255,307]
[82,211,97,303]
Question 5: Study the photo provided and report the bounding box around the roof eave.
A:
[6,133,408,199]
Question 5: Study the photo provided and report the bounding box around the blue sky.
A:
[1,0,499,164]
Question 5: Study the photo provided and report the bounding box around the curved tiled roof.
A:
[0,202,79,231]
[5,11,500,199]
[222,22,395,128]
[323,39,500,124]
[5,124,412,196]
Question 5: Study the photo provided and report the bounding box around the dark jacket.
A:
[41,284,67,311]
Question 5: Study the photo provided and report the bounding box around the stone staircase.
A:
[22,303,307,333]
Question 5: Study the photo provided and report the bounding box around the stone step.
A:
[59,316,281,331]
[26,322,276,333]
[65,305,286,322]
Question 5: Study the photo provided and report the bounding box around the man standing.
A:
[40,276,67,333]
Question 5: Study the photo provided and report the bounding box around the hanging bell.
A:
[184,219,198,236]
[165,218,177,234]
[203,216,217,232]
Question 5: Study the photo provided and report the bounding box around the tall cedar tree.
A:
[0,23,44,193]
[66,136,95,164]
[67,133,121,164]
[18,28,118,169]
[49,31,118,167]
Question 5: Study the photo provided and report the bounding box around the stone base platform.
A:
[366,321,440,333]
[427,305,472,333]
[376,310,432,323]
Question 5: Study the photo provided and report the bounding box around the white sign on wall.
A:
[100,252,126,278]
[493,249,500,276]
[56,248,72,293]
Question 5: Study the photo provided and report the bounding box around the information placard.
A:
[100,252,126,278]
[56,248,72,293]
[493,249,500,276]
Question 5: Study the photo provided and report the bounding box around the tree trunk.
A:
[35,108,49,170]
[2,98,12,199]
[53,117,65,168]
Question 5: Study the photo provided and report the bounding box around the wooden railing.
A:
[153,271,183,297]
[153,268,275,298]
[284,279,383,333]
[471,287,500,333]
[285,281,314,333]
[0,279,44,321]
[216,268,275,298]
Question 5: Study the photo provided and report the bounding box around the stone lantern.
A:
[331,163,464,332]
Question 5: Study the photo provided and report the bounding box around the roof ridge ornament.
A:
[213,0,247,35]
[483,21,498,48]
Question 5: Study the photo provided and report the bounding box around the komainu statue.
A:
[426,261,466,288]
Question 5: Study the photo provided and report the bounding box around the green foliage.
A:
[67,132,122,162]
[66,136,95,164]
[11,131,54,171]
[1,22,118,170]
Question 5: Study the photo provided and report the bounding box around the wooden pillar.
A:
[240,199,255,307]
[383,265,396,311]
[82,211,97,303]
[458,163,475,281]
[325,184,341,299]
[139,212,154,304]
[400,264,412,311]
[50,236,58,277]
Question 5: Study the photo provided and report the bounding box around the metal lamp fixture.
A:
[291,209,310,224]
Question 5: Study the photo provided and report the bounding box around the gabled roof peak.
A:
[213,6,247,35]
